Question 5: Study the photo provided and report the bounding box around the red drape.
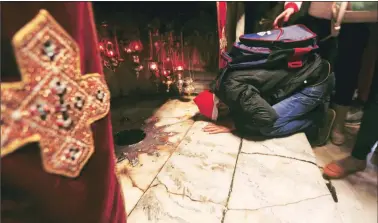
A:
[1,2,126,223]
[217,2,228,69]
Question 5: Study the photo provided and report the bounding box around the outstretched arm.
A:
[273,2,303,27]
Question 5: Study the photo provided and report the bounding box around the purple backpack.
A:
[222,25,319,69]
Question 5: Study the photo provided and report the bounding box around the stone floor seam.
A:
[221,138,244,223]
[240,151,321,168]
[128,120,197,215]
[152,180,224,207]
[228,193,331,212]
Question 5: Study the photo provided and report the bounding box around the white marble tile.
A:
[117,173,144,215]
[155,122,241,205]
[156,146,237,205]
[118,146,174,191]
[228,153,330,210]
[127,184,225,223]
[332,175,378,223]
[116,118,195,212]
[153,98,199,119]
[224,195,342,223]
[314,142,378,223]
[182,121,241,148]
[155,118,195,146]
[242,133,316,163]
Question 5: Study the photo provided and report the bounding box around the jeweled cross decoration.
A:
[1,10,111,178]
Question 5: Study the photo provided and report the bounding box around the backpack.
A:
[213,25,319,92]
[221,24,319,70]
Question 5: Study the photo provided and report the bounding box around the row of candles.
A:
[98,29,194,95]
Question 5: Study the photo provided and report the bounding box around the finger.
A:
[273,17,280,27]
[203,123,217,129]
[203,124,215,129]
[273,12,285,27]
[273,18,279,27]
[203,127,220,132]
[208,129,223,134]
[203,126,218,131]
[209,129,229,134]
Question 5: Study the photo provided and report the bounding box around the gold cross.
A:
[1,10,111,178]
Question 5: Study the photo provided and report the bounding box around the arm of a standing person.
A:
[273,2,303,27]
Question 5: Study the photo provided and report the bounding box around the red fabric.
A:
[288,47,313,68]
[284,2,300,13]
[194,90,218,120]
[1,2,126,223]
[217,2,228,69]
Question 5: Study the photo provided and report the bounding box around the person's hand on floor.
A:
[202,123,235,134]
[273,7,295,28]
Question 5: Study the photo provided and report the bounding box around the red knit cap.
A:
[193,90,219,121]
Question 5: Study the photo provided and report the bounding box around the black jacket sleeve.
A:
[221,77,278,130]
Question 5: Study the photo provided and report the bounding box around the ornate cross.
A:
[1,10,111,178]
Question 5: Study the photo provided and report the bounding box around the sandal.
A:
[323,156,366,179]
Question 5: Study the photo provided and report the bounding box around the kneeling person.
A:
[195,55,335,146]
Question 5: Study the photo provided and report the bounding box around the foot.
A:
[311,109,336,147]
[323,156,367,179]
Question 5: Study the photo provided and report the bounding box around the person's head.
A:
[193,90,229,121]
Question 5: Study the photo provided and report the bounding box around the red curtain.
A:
[217,2,227,69]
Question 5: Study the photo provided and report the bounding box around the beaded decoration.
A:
[0,10,111,178]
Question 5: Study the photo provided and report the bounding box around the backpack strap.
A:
[288,47,313,68]
[320,2,348,42]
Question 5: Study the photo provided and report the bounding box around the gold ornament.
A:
[1,10,111,178]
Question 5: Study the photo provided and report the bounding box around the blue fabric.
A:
[233,43,271,54]
[241,30,280,41]
[260,73,335,137]
[241,25,315,42]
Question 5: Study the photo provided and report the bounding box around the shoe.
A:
[323,156,367,179]
[310,108,336,147]
[331,104,349,145]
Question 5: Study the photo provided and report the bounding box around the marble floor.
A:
[313,125,378,223]
[111,96,377,223]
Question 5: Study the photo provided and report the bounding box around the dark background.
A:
[92,2,217,39]
[93,2,216,22]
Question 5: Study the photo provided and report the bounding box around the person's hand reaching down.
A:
[202,123,235,134]
[273,7,295,28]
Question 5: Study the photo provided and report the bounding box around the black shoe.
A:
[310,109,336,147]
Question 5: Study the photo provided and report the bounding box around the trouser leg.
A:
[260,74,334,137]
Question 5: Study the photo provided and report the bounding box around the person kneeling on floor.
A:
[194,54,335,147]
